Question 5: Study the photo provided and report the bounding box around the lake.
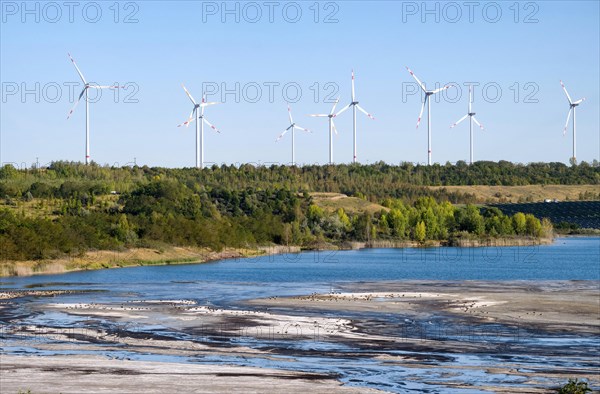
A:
[1,237,599,393]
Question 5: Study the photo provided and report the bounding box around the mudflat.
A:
[1,280,598,393]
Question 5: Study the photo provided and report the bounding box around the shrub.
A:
[557,378,592,394]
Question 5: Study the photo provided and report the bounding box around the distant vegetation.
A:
[1,160,599,201]
[1,161,596,262]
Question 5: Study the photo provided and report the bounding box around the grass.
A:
[310,192,388,214]
[0,246,267,277]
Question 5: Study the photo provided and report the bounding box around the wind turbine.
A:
[406,66,452,165]
[66,53,119,165]
[335,70,375,163]
[177,84,220,169]
[560,80,586,164]
[450,85,484,165]
[276,104,310,166]
[308,97,340,164]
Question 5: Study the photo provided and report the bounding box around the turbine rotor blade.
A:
[67,88,87,119]
[335,103,352,117]
[177,118,194,128]
[472,116,484,130]
[331,120,338,135]
[563,108,573,135]
[89,85,120,89]
[181,84,197,105]
[356,104,375,120]
[202,118,220,133]
[276,129,289,142]
[468,85,473,113]
[68,53,87,84]
[450,114,468,128]
[308,114,328,117]
[573,98,586,105]
[177,108,196,128]
[405,66,426,92]
[432,84,453,94]
[351,70,356,101]
[295,125,311,133]
[330,97,340,115]
[200,94,207,116]
[560,80,573,104]
[287,104,294,124]
[416,98,426,129]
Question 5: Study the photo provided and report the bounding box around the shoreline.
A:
[0,236,555,278]
[0,245,300,278]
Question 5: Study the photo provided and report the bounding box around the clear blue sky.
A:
[1,0,599,168]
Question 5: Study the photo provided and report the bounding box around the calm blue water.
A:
[2,237,598,291]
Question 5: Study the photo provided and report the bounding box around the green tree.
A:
[336,208,352,231]
[513,212,527,235]
[387,208,407,237]
[525,214,542,237]
[414,221,426,242]
[422,207,438,239]
[307,204,324,223]
[499,216,515,236]
[458,205,485,236]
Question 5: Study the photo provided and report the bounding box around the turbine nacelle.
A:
[571,102,582,108]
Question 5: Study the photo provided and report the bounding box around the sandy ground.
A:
[0,354,382,394]
[247,281,600,334]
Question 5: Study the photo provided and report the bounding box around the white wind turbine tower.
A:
[177,84,221,169]
[450,85,484,165]
[308,97,340,164]
[560,80,586,164]
[66,53,120,165]
[406,66,453,165]
[276,104,310,166]
[335,70,375,163]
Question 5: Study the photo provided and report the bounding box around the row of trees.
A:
[307,197,549,243]
[1,161,599,202]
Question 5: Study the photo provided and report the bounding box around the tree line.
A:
[0,162,555,261]
[2,160,599,204]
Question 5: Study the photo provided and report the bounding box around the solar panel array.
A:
[491,201,600,229]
